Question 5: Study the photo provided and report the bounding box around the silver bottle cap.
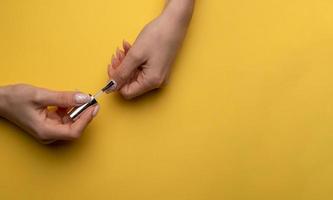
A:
[67,96,97,120]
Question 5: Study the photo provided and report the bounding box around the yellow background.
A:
[1,0,333,199]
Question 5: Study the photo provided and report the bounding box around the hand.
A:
[108,0,194,99]
[0,84,99,144]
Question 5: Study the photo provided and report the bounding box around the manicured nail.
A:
[92,105,100,117]
[116,47,121,59]
[122,40,127,50]
[74,93,91,104]
[123,40,131,48]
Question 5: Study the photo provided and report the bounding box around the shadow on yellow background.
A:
[1,0,333,199]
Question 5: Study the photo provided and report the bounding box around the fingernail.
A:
[92,105,100,117]
[74,93,91,104]
[123,40,127,52]
[122,40,127,50]
[116,47,121,59]
[123,40,130,47]
[123,40,131,52]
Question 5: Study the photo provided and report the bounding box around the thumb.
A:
[108,50,144,89]
[36,89,91,108]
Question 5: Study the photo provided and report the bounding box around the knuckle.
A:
[12,83,35,97]
[147,74,164,88]
[121,92,133,100]
[58,92,73,105]
[33,89,43,102]
[12,83,30,89]
[119,87,133,100]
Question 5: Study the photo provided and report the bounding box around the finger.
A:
[70,105,99,138]
[45,105,98,141]
[110,41,130,70]
[120,78,154,99]
[114,54,121,67]
[108,66,137,87]
[111,54,116,68]
[109,48,145,88]
[110,54,120,69]
[116,47,125,61]
[36,89,91,108]
[56,107,72,123]
[38,123,74,141]
[123,40,131,53]
[118,50,125,61]
[109,48,126,71]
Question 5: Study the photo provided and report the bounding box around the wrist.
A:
[162,0,194,28]
[0,86,7,116]
[0,86,11,117]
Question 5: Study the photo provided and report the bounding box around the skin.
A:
[0,0,194,144]
[108,0,195,99]
[0,84,99,144]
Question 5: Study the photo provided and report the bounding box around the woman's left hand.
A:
[0,84,99,144]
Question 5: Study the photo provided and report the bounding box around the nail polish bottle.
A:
[67,80,117,120]
[68,95,97,120]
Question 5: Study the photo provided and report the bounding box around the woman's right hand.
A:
[108,0,194,99]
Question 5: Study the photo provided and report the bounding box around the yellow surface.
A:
[1,0,333,199]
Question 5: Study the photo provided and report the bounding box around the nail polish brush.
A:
[67,80,117,120]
